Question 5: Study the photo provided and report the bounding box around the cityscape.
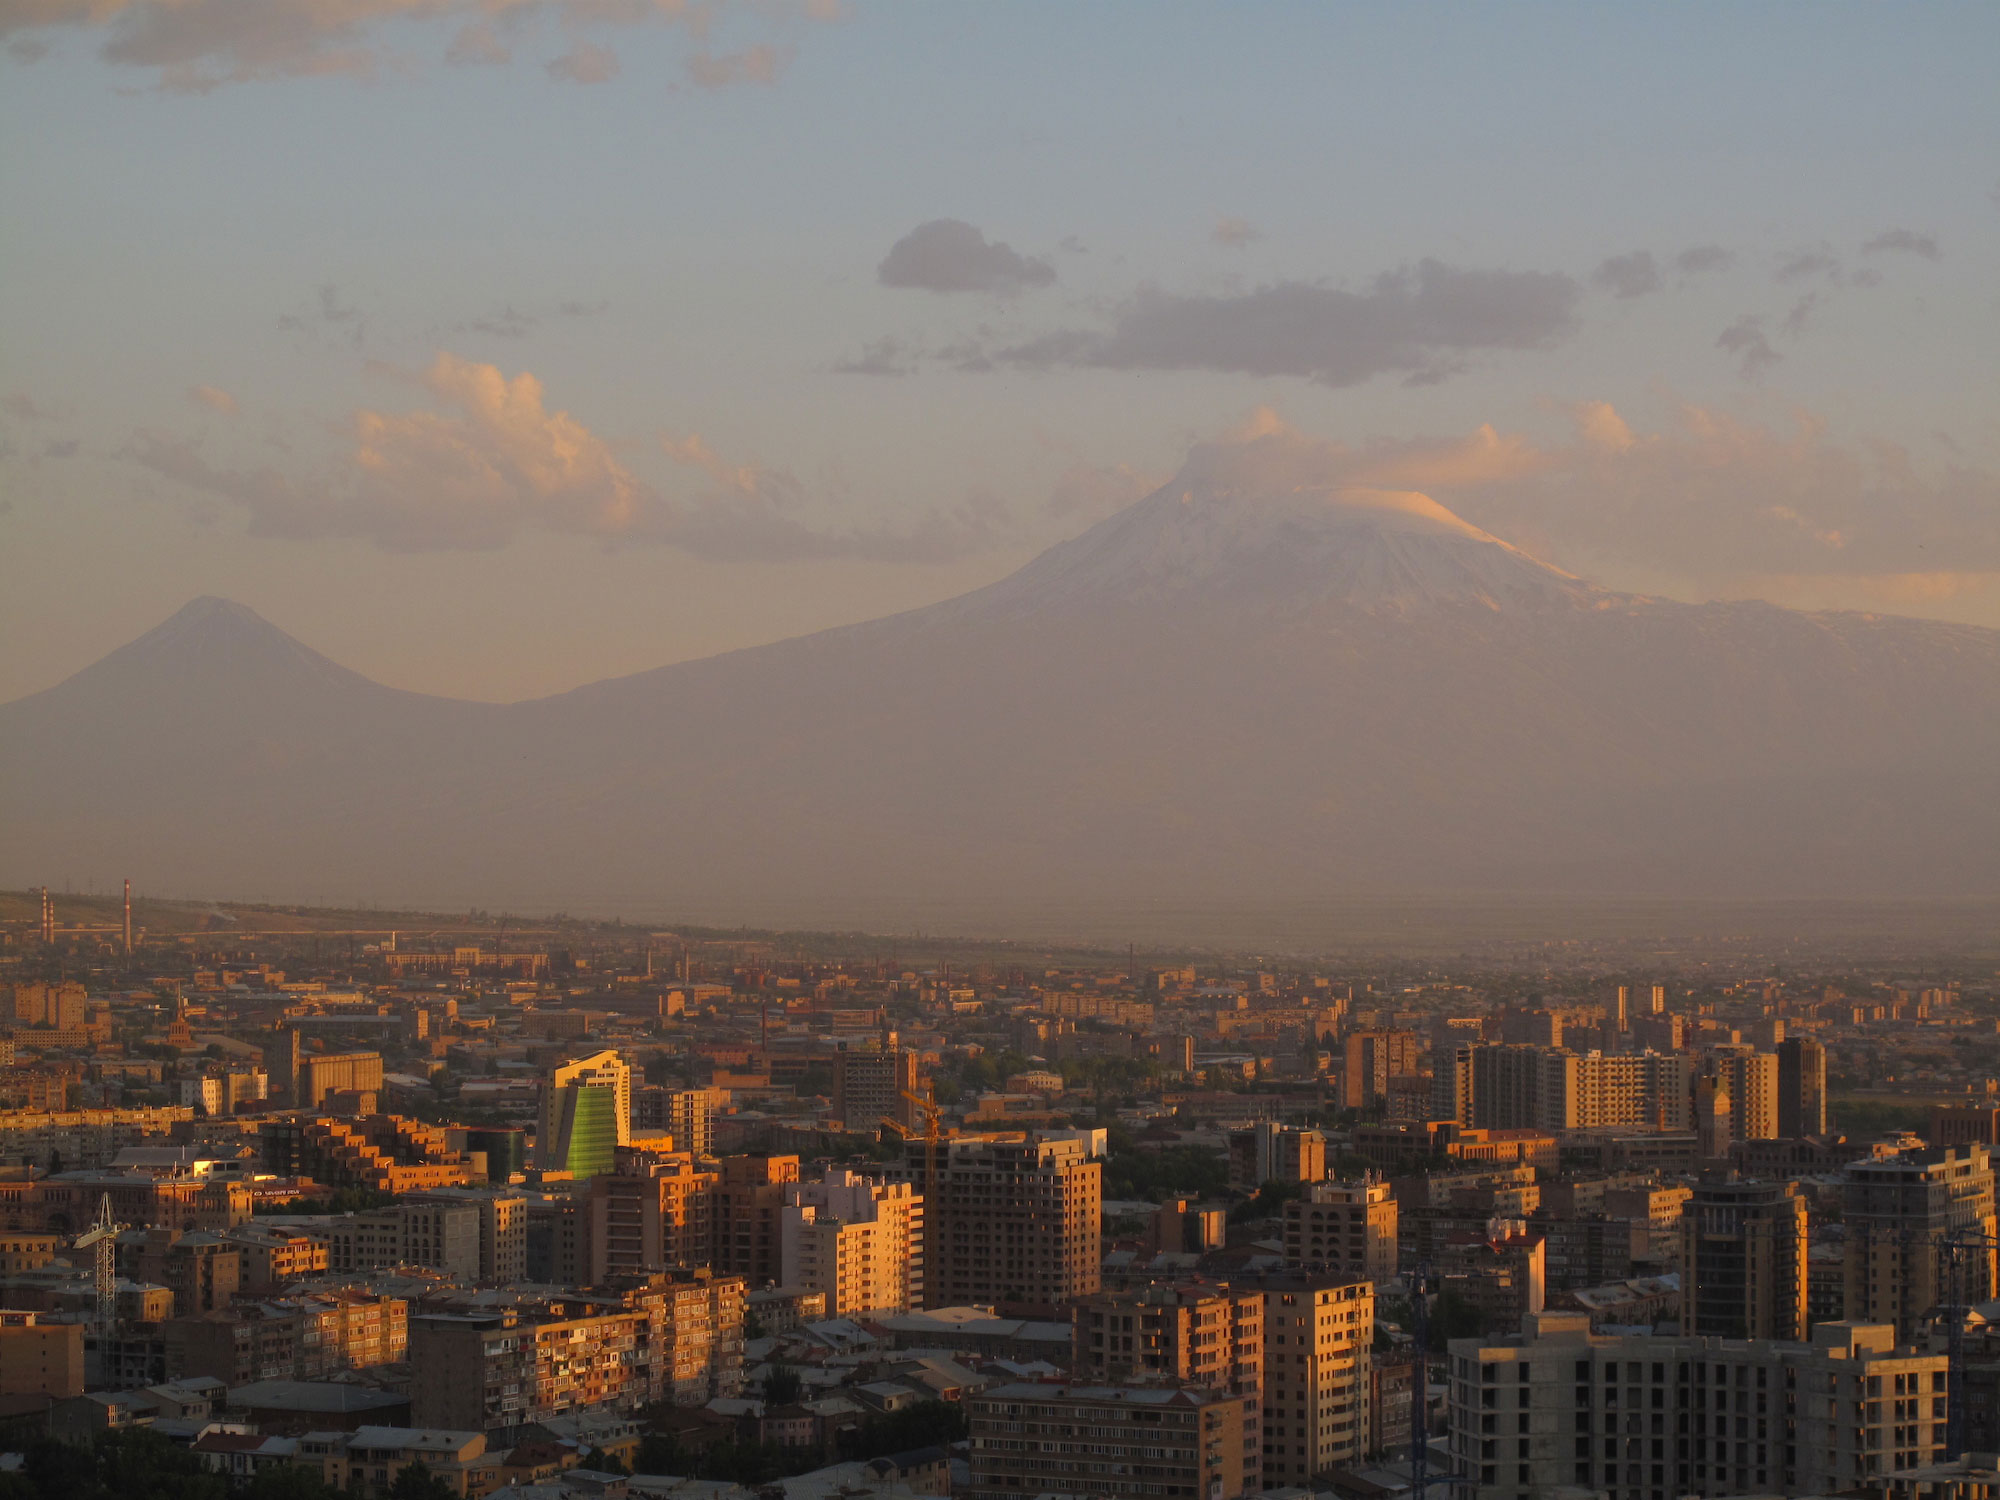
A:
[0,892,1997,1500]
[4,6,1998,1500]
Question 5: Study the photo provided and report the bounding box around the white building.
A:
[780,1168,923,1317]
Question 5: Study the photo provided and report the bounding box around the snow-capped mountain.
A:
[5,438,1998,939]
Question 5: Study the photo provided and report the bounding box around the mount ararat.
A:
[6,427,1998,937]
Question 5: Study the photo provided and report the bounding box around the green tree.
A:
[761,1364,804,1406]
[579,1449,630,1476]
[388,1461,458,1500]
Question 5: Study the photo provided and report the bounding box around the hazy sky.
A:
[3,1,1997,703]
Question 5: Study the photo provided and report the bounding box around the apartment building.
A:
[967,1383,1252,1500]
[919,1133,1102,1310]
[163,1291,406,1384]
[832,1043,919,1132]
[1844,1142,1999,1338]
[409,1271,744,1428]
[1260,1276,1374,1486]
[224,1225,331,1291]
[1707,1048,1780,1143]
[1680,1176,1809,1341]
[408,1187,529,1283]
[779,1167,922,1317]
[1447,1311,1947,1500]
[584,1149,719,1282]
[1462,1046,1692,1133]
[1071,1282,1265,1488]
[1343,1031,1420,1112]
[1284,1179,1398,1283]
[1776,1036,1827,1138]
[711,1153,800,1287]
[1229,1123,1326,1188]
[327,1199,481,1279]
[633,1086,723,1157]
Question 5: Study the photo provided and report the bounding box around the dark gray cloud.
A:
[878,220,1056,296]
[993,260,1579,388]
[1779,293,1821,338]
[1592,250,1661,299]
[1718,315,1781,379]
[1861,228,1941,260]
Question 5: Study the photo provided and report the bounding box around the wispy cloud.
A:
[0,0,827,93]
[1717,315,1781,379]
[1861,228,1941,260]
[190,385,238,415]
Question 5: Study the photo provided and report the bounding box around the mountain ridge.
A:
[5,443,1998,933]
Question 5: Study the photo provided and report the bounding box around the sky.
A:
[2,0,1997,703]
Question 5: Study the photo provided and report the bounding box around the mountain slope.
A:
[5,430,1999,932]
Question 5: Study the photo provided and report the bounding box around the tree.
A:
[46,1149,64,1175]
[761,1363,804,1406]
[632,1432,687,1477]
[244,1464,343,1500]
[579,1449,630,1476]
[388,1461,458,1500]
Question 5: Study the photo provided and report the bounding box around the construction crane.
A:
[73,1193,120,1331]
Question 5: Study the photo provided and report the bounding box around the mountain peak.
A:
[26,596,378,710]
[972,425,1593,617]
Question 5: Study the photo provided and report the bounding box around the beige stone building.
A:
[779,1167,922,1316]
[1260,1275,1374,1486]
[1285,1179,1397,1282]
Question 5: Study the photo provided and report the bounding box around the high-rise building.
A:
[634,1086,723,1156]
[967,1383,1252,1500]
[832,1042,920,1132]
[1284,1179,1398,1283]
[584,1148,719,1281]
[539,1050,631,1178]
[1614,987,1629,1032]
[1843,1142,1998,1338]
[918,1133,1101,1310]
[779,1167,922,1317]
[1229,1123,1326,1187]
[296,1051,384,1109]
[1260,1276,1374,1486]
[1447,1312,1945,1500]
[1463,1046,1690,1133]
[1071,1283,1265,1489]
[712,1154,800,1288]
[1694,1076,1733,1161]
[1680,1176,1809,1341]
[1707,1048,1779,1142]
[409,1187,530,1283]
[1776,1037,1827,1137]
[1343,1031,1420,1112]
[1649,984,1667,1014]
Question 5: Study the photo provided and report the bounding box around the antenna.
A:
[124,879,132,957]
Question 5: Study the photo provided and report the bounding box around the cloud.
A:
[1775,247,1841,284]
[832,337,915,377]
[279,283,367,346]
[1325,404,2000,598]
[0,1,809,93]
[1778,292,1821,339]
[993,259,1580,388]
[877,220,1057,296]
[1045,460,1165,521]
[548,41,619,84]
[1717,315,1780,379]
[1861,228,1941,260]
[190,384,238,415]
[446,20,509,66]
[686,43,789,88]
[2,393,60,421]
[1592,250,1661,299]
[129,351,1004,561]
[1212,216,1261,249]
[1672,245,1734,276]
